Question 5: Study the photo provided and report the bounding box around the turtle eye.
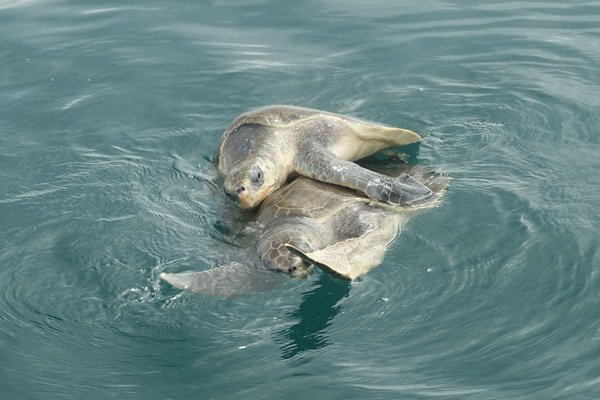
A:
[250,164,264,185]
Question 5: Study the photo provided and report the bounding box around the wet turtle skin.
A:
[216,105,435,209]
[160,167,448,296]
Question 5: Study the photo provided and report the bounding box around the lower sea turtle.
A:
[160,166,448,297]
[216,105,435,209]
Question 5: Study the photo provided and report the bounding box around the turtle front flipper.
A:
[160,262,285,298]
[285,217,400,280]
[293,145,435,205]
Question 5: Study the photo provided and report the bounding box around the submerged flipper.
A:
[160,262,285,298]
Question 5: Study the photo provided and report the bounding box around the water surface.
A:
[1,1,599,399]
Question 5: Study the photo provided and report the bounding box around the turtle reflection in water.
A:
[160,166,448,297]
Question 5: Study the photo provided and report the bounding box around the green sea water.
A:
[1,1,599,399]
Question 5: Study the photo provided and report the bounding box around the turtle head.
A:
[286,262,313,279]
[223,160,281,209]
[264,246,314,279]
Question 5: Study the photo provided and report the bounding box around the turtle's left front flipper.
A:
[160,262,285,298]
[293,145,434,205]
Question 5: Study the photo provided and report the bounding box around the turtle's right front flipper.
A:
[293,146,435,205]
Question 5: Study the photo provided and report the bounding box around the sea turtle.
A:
[160,166,448,297]
[216,105,435,209]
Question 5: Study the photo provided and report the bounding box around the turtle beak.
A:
[223,184,237,201]
[223,183,257,209]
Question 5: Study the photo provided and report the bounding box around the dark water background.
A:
[1,1,599,399]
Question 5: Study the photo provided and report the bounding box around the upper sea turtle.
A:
[216,105,435,209]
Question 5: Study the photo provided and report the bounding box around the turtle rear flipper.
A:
[160,262,285,298]
[342,119,421,147]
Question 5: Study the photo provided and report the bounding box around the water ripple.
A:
[1,0,599,398]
